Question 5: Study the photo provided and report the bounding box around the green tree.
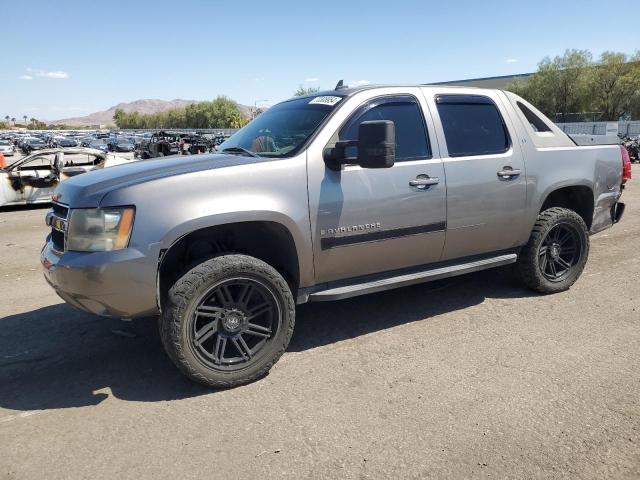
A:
[586,51,640,120]
[113,108,126,127]
[507,49,640,121]
[294,85,321,96]
[506,49,591,120]
[27,118,47,130]
[113,97,247,129]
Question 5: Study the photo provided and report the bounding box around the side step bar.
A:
[307,253,517,302]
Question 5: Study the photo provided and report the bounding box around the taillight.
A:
[621,145,632,185]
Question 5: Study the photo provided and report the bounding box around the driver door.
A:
[307,91,447,283]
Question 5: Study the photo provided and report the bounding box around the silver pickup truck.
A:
[41,84,631,387]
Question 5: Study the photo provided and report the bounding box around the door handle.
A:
[409,174,439,189]
[497,167,521,179]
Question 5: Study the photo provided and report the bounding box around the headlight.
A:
[67,207,135,252]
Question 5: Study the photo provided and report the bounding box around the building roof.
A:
[427,72,533,89]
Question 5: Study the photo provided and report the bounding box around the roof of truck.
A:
[291,83,488,102]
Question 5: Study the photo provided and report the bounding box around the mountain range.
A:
[50,99,253,126]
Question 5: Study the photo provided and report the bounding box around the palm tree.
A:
[4,115,9,124]
[11,117,16,125]
[22,115,27,125]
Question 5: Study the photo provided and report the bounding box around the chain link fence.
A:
[556,121,640,136]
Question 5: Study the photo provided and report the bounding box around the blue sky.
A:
[2,0,638,121]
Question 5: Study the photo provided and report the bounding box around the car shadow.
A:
[0,203,51,213]
[0,268,536,411]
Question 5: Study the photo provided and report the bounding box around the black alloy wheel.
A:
[188,277,280,371]
[515,207,590,294]
[160,254,295,388]
[538,223,582,282]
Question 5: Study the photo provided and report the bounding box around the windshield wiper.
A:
[221,146,258,158]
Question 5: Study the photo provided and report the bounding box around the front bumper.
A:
[41,239,160,318]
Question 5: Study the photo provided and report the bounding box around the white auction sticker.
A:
[309,96,342,106]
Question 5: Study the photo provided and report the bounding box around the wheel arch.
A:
[157,219,303,312]
[538,183,595,230]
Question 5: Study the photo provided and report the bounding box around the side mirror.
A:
[357,120,395,169]
[323,120,395,170]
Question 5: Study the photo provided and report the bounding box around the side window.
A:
[340,96,431,161]
[436,95,510,157]
[517,101,552,133]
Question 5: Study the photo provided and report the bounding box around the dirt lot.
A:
[1,167,639,479]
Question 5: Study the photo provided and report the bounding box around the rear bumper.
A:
[41,239,160,318]
[612,202,625,224]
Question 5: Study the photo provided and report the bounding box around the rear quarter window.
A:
[517,101,552,133]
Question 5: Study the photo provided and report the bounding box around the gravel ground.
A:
[0,166,638,479]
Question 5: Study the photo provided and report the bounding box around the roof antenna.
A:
[334,79,345,90]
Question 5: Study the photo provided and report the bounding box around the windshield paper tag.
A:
[309,96,342,106]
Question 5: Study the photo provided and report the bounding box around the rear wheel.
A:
[516,207,589,293]
[160,254,295,388]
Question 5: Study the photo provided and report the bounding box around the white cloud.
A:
[348,79,371,86]
[304,77,319,82]
[23,68,70,79]
[505,58,519,63]
[37,70,69,79]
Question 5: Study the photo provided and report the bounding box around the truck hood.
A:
[53,153,273,208]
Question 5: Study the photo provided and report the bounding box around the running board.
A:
[307,253,517,302]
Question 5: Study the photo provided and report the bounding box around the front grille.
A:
[51,229,65,252]
[49,201,69,252]
[52,202,69,218]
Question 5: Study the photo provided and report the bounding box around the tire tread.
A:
[516,207,589,294]
[159,254,295,388]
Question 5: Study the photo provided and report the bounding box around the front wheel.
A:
[160,254,295,388]
[516,207,590,294]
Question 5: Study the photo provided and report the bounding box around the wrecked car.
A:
[136,131,214,158]
[0,147,134,208]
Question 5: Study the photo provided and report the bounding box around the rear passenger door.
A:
[426,91,527,260]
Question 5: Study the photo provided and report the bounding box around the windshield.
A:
[219,95,344,157]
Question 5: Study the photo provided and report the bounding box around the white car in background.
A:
[0,140,15,157]
[0,147,136,207]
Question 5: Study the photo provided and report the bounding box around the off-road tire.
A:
[160,254,295,388]
[516,207,589,294]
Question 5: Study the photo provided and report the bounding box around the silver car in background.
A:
[0,140,16,157]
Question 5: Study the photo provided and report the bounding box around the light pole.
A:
[253,99,268,119]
